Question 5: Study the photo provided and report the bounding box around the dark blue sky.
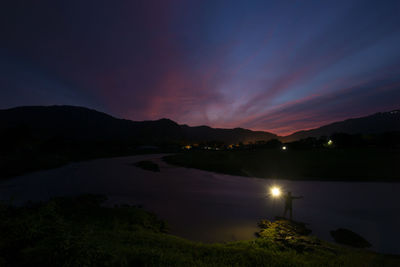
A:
[1,0,400,134]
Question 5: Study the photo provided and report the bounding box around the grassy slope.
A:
[163,148,400,181]
[0,195,399,267]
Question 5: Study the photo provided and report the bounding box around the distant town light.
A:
[327,140,333,146]
[282,146,287,150]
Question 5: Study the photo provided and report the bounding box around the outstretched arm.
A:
[292,196,303,199]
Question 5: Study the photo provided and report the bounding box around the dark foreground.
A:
[0,195,398,267]
[164,148,400,181]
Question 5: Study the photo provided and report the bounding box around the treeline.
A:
[286,132,400,149]
[1,122,399,179]
[244,132,400,150]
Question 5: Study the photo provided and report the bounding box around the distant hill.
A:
[2,105,398,145]
[181,125,276,144]
[281,110,400,142]
[1,105,398,178]
[0,105,276,145]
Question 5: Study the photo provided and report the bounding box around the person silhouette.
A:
[283,191,303,220]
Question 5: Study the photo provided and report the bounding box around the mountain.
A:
[1,105,398,178]
[282,110,400,142]
[2,105,398,146]
[181,125,276,144]
[0,105,276,145]
[0,105,278,178]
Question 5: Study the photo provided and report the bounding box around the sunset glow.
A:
[1,1,399,135]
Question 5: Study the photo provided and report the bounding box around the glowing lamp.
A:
[282,146,287,150]
[270,186,281,197]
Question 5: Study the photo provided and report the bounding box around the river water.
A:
[0,154,399,254]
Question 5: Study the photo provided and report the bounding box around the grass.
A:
[0,195,399,266]
[163,148,400,181]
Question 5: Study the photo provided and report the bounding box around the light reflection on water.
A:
[0,154,399,254]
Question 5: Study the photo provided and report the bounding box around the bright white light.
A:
[282,146,287,150]
[327,140,333,145]
[270,186,281,197]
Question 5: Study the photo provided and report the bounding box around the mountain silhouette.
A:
[0,105,276,144]
[282,110,400,142]
[1,105,399,178]
[2,105,399,144]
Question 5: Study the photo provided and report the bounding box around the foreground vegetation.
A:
[0,195,399,266]
[163,148,400,181]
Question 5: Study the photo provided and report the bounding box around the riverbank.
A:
[1,195,398,266]
[0,149,174,180]
[163,148,400,181]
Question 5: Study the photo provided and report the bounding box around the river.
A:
[0,154,399,254]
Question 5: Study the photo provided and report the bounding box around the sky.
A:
[1,0,400,135]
